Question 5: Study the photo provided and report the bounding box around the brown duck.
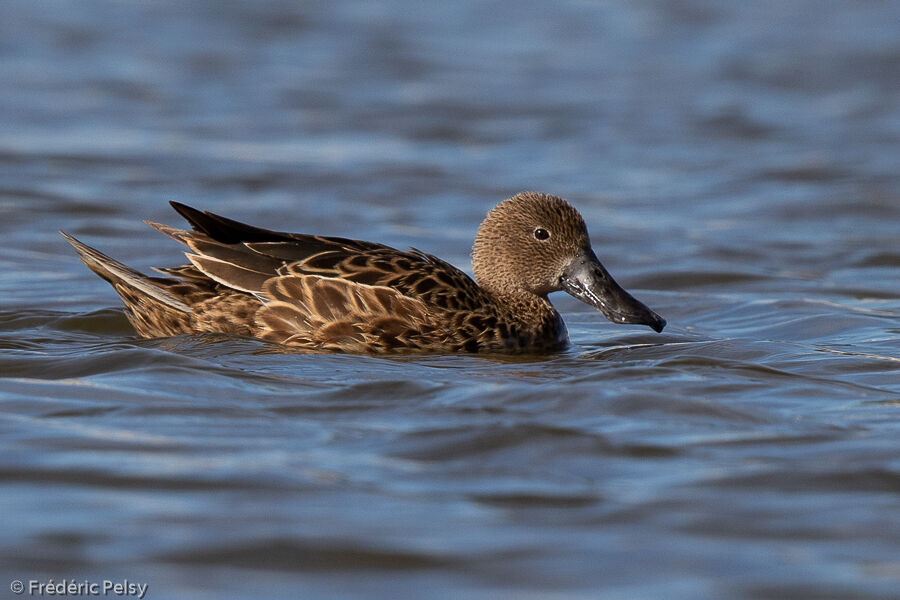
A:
[62,192,665,353]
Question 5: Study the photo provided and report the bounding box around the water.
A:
[1,1,899,598]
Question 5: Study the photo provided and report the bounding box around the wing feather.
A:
[186,254,271,294]
[156,204,490,312]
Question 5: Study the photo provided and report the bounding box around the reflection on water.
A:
[1,1,899,599]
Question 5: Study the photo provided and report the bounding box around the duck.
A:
[61,192,665,353]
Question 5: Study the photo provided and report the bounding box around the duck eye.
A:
[533,228,550,241]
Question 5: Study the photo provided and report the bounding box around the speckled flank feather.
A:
[62,193,665,353]
[255,275,435,351]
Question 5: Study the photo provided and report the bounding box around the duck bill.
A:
[560,249,666,333]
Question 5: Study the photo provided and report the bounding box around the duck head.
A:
[472,192,666,333]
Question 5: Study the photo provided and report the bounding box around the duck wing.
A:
[155,202,492,312]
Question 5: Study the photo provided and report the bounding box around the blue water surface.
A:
[1,2,898,599]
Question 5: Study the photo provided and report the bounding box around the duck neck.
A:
[488,289,559,324]
[486,289,568,350]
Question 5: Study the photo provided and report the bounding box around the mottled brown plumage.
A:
[62,192,665,353]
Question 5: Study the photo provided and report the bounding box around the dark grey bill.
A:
[560,248,666,333]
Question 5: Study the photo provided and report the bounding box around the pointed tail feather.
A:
[60,231,191,313]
